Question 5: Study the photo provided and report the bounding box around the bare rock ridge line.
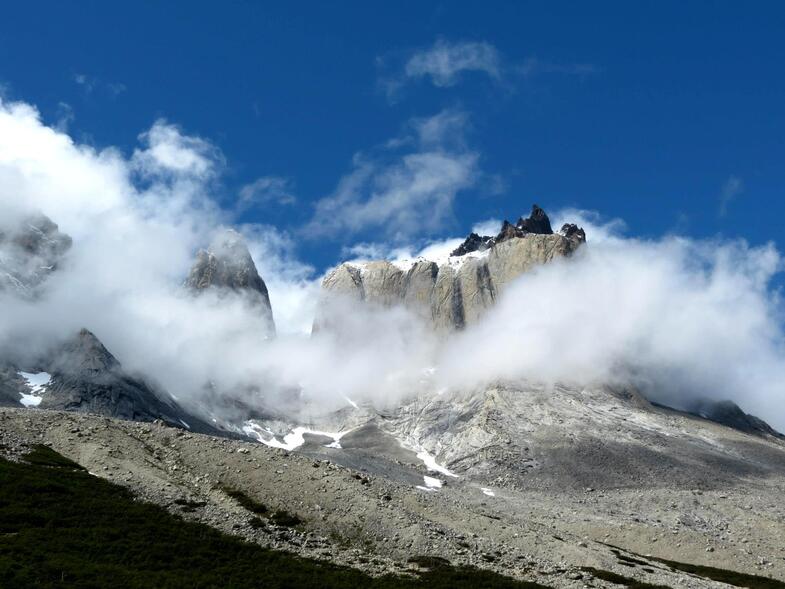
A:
[186,229,276,336]
[449,204,584,257]
[315,204,586,331]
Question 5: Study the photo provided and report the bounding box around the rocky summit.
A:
[186,229,276,336]
[316,205,586,330]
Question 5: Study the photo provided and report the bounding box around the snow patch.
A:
[243,422,349,451]
[17,371,51,407]
[19,393,42,407]
[481,487,495,497]
[416,449,459,478]
[389,247,491,274]
[423,475,442,489]
[397,438,459,478]
[19,371,51,394]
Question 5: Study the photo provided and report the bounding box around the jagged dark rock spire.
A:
[516,204,553,235]
[450,233,495,257]
[450,204,583,256]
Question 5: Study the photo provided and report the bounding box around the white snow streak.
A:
[416,449,458,478]
[17,371,51,407]
[242,422,349,451]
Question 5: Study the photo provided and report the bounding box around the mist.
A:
[1,97,784,429]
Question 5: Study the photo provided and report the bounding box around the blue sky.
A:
[2,1,785,272]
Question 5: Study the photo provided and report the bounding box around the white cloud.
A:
[0,98,308,408]
[54,102,75,132]
[2,94,785,432]
[239,176,296,208]
[551,208,628,243]
[438,227,785,428]
[306,110,478,241]
[73,73,127,97]
[471,218,502,236]
[404,39,501,88]
[382,40,599,99]
[241,224,318,335]
[719,175,744,217]
[131,120,221,180]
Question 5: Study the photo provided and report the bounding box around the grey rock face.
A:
[316,206,585,331]
[187,230,275,335]
[0,329,222,434]
[686,399,782,438]
[0,214,72,297]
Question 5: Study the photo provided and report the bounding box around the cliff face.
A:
[315,206,585,331]
[186,230,276,336]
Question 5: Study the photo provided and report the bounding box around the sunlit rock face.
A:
[314,205,586,331]
[186,229,276,336]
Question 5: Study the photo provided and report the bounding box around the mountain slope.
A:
[1,329,223,435]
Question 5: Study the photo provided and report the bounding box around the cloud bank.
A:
[1,97,784,430]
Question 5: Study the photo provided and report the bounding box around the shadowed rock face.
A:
[315,205,585,331]
[0,329,222,434]
[0,214,72,297]
[685,399,783,438]
[186,230,275,336]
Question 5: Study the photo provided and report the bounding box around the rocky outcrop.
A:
[0,329,222,434]
[187,230,275,336]
[0,214,72,297]
[315,205,585,331]
[686,399,783,438]
[450,233,494,257]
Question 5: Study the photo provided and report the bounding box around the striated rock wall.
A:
[315,206,585,331]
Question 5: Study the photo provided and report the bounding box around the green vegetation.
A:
[0,447,551,588]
